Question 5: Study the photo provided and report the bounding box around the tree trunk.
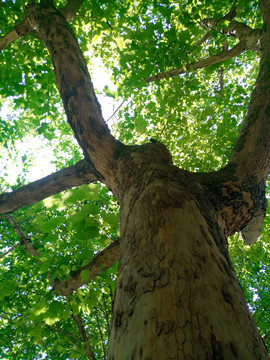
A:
[22,3,269,358]
[108,145,268,359]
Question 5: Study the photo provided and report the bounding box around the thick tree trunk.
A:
[22,3,269,358]
[108,146,268,359]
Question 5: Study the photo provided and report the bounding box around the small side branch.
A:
[1,214,57,287]
[0,243,20,259]
[4,214,40,258]
[0,159,98,215]
[145,41,247,83]
[52,239,120,296]
[0,18,31,51]
[72,313,96,360]
[51,323,80,346]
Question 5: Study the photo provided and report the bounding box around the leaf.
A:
[80,269,90,282]
[32,298,48,317]
[135,115,148,134]
[49,301,64,317]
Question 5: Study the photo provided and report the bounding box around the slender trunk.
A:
[108,156,268,359]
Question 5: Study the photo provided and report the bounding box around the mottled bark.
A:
[15,2,270,358]
[107,146,268,359]
[25,3,121,188]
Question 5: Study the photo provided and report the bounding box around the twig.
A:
[72,313,96,360]
[105,99,126,123]
[0,242,20,259]
[95,310,106,359]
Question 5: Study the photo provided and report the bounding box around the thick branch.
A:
[229,33,270,182]
[72,314,96,360]
[259,0,270,29]
[53,239,120,296]
[0,159,97,215]
[145,41,247,83]
[25,3,121,187]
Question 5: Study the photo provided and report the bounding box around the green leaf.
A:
[80,269,90,282]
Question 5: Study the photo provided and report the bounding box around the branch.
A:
[0,18,30,51]
[51,324,80,346]
[59,0,83,22]
[228,25,270,182]
[217,6,270,241]
[52,239,120,296]
[0,0,82,51]
[258,0,270,28]
[196,0,238,46]
[95,311,107,358]
[25,3,121,187]
[2,214,59,287]
[0,159,98,215]
[72,313,96,360]
[0,242,20,259]
[145,41,247,83]
[264,331,270,344]
[145,17,262,84]
[4,214,40,258]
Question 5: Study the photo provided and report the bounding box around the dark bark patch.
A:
[156,268,170,288]
[123,276,137,298]
[156,320,174,336]
[114,312,122,328]
[221,284,234,305]
[211,331,224,360]
[265,104,270,117]
[230,341,238,357]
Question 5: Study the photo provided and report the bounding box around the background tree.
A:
[0,0,269,359]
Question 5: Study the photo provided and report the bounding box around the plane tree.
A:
[0,0,269,358]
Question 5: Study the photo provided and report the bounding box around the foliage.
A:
[0,0,269,358]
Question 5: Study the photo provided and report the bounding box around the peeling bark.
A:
[107,151,268,358]
[4,1,269,358]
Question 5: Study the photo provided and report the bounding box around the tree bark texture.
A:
[21,2,270,359]
[107,147,268,359]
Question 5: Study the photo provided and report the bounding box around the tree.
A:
[0,0,270,358]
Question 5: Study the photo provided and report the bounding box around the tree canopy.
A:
[0,0,269,358]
